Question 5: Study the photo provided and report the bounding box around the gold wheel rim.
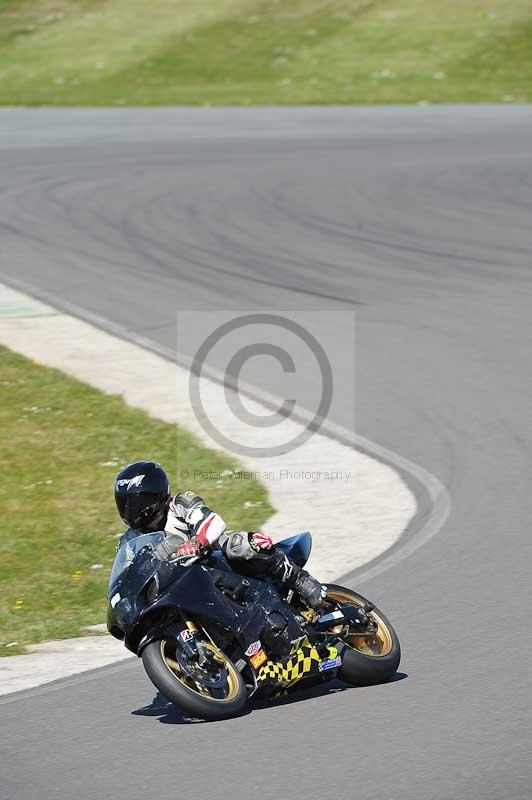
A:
[326,588,393,658]
[160,639,240,702]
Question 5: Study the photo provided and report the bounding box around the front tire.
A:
[142,636,248,721]
[325,584,401,686]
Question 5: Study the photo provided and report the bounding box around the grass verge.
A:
[0,345,272,656]
[0,0,531,105]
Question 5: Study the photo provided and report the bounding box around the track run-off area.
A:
[1,107,531,800]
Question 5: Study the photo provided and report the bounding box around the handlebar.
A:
[168,553,201,567]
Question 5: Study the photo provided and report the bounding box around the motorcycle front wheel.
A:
[325,584,401,686]
[142,635,248,721]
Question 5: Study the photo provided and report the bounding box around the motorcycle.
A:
[107,531,401,720]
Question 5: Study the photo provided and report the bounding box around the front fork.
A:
[173,618,224,669]
[137,616,206,663]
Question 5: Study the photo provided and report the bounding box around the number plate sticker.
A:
[318,656,342,672]
[244,640,262,657]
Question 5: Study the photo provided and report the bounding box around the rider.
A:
[114,460,325,610]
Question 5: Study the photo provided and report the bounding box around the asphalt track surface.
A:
[1,107,532,800]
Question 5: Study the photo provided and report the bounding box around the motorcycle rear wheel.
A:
[325,584,401,686]
[142,636,248,721]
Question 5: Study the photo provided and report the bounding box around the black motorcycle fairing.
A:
[107,539,303,657]
[110,564,243,654]
[107,532,310,666]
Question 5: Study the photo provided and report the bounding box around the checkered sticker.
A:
[256,637,340,689]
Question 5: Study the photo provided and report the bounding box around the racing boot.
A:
[268,550,326,610]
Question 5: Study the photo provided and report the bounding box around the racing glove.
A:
[176,537,203,558]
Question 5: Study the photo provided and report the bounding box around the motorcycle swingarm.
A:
[315,605,373,633]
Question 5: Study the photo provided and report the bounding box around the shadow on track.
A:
[131,673,407,725]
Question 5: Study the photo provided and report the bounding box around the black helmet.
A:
[114,461,170,532]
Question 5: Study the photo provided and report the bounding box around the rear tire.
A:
[325,584,401,686]
[142,637,249,721]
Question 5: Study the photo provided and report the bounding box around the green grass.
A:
[0,0,531,105]
[0,346,272,656]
